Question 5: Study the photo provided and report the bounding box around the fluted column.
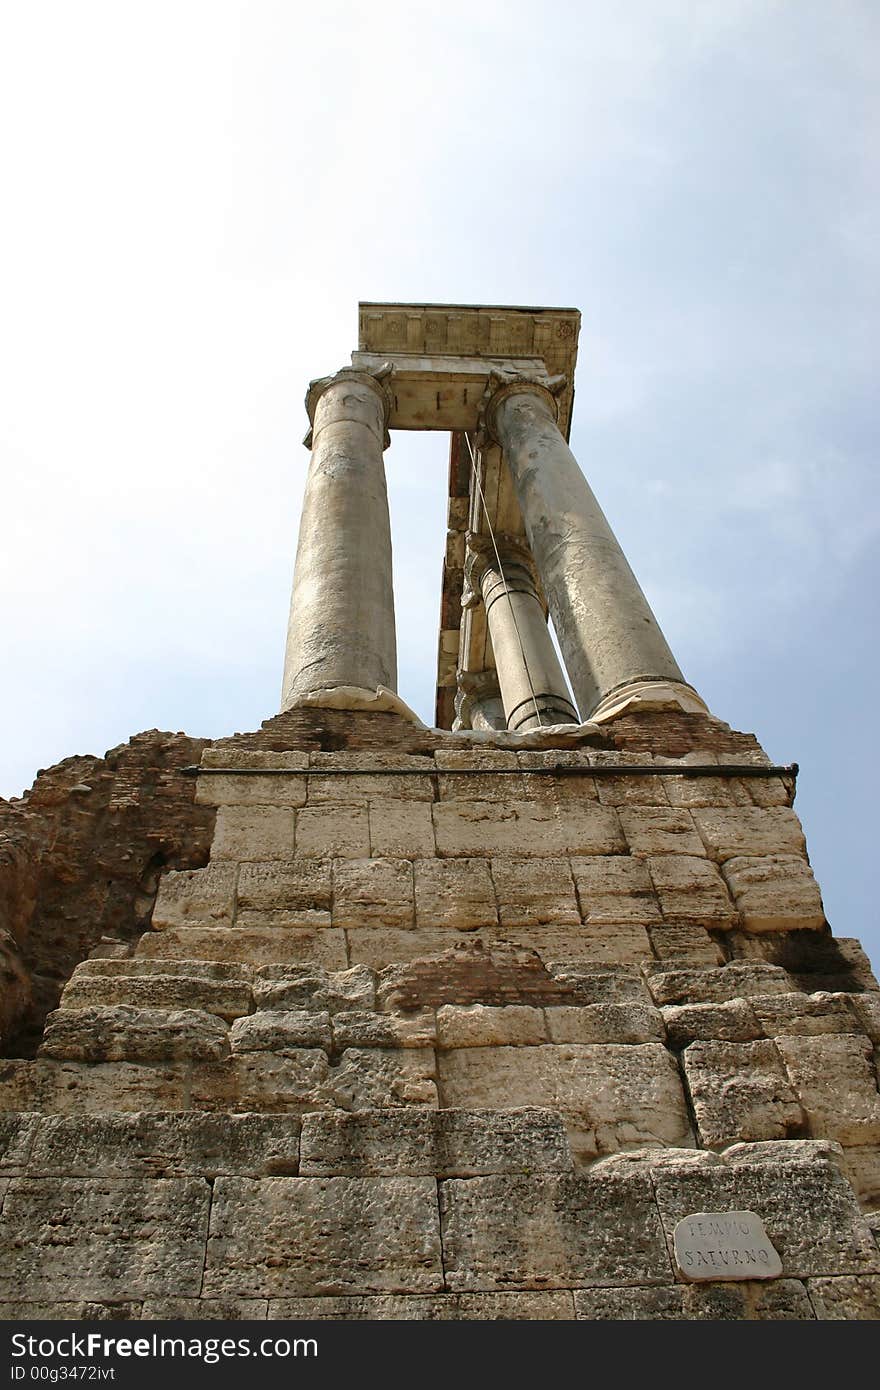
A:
[483,375,704,720]
[281,365,397,709]
[464,537,579,732]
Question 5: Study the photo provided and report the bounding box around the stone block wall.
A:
[1,704,878,1319]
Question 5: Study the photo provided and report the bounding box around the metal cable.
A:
[463,430,544,729]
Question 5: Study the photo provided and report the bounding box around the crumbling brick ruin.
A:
[1,304,878,1320]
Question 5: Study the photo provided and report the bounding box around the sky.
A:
[1,2,878,968]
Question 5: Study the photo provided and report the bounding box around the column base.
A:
[285,685,427,727]
[590,679,709,724]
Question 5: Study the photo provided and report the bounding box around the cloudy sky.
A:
[2,2,878,968]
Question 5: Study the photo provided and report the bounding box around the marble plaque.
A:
[673,1210,783,1282]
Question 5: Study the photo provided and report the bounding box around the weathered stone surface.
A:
[0,1302,144,1320]
[647,923,724,966]
[368,800,435,859]
[0,1114,40,1172]
[237,859,331,917]
[838,1144,880,1208]
[308,770,433,804]
[152,863,236,930]
[60,963,253,1021]
[266,1291,574,1318]
[332,857,413,928]
[439,1171,669,1290]
[692,806,807,861]
[137,926,348,969]
[204,1176,443,1296]
[646,854,736,925]
[25,1113,300,1177]
[436,1004,546,1049]
[619,808,706,858]
[683,1040,805,1148]
[849,992,880,1042]
[662,1000,763,1048]
[545,1003,664,1045]
[195,759,307,808]
[0,1059,190,1113]
[322,1048,438,1110]
[141,1298,269,1319]
[295,805,370,858]
[39,1006,230,1063]
[751,991,859,1037]
[647,962,792,1007]
[252,964,375,1014]
[212,806,295,861]
[490,857,580,927]
[722,855,825,932]
[807,1275,880,1319]
[776,1033,880,1145]
[0,1177,210,1299]
[348,927,469,969]
[331,1011,436,1050]
[436,749,524,801]
[229,1009,333,1054]
[377,944,571,1012]
[653,1158,880,1278]
[495,922,652,965]
[299,1108,572,1176]
[433,800,624,858]
[569,855,662,924]
[188,1050,331,1113]
[414,858,497,930]
[439,1043,692,1160]
[573,1281,813,1319]
[546,963,651,1006]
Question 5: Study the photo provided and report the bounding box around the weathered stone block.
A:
[683,1040,806,1148]
[136,926,348,969]
[692,806,807,861]
[39,1006,230,1064]
[25,1113,301,1178]
[849,992,880,1043]
[332,857,413,929]
[60,965,253,1022]
[619,808,706,857]
[237,859,331,915]
[647,923,724,966]
[433,800,623,858]
[204,1176,443,1296]
[295,805,370,858]
[348,927,465,970]
[750,991,858,1037]
[436,1004,547,1049]
[308,770,433,804]
[229,1009,333,1054]
[646,854,736,925]
[647,962,792,1007]
[499,922,654,965]
[212,806,295,862]
[722,855,825,932]
[807,1275,880,1319]
[414,858,497,930]
[0,1114,39,1173]
[662,1000,763,1048]
[188,1051,331,1113]
[546,963,651,1006]
[265,1291,575,1318]
[490,857,580,927]
[299,1108,572,1177]
[439,1171,670,1290]
[152,863,236,930]
[331,1011,436,1049]
[0,1177,210,1299]
[653,1157,880,1278]
[439,1043,692,1160]
[838,1144,880,1208]
[252,964,376,1014]
[776,1033,880,1145]
[141,1298,269,1319]
[0,1060,190,1114]
[195,762,307,808]
[321,1048,438,1110]
[573,1281,813,1319]
[368,800,435,859]
[435,749,522,802]
[545,1003,664,1045]
[569,855,662,925]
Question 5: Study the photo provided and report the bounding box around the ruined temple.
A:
[1,303,878,1320]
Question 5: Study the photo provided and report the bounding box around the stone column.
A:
[464,538,579,733]
[281,365,397,710]
[453,670,507,732]
[482,374,705,720]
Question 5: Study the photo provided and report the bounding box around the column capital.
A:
[453,668,505,731]
[478,367,567,445]
[303,363,394,449]
[461,532,536,609]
